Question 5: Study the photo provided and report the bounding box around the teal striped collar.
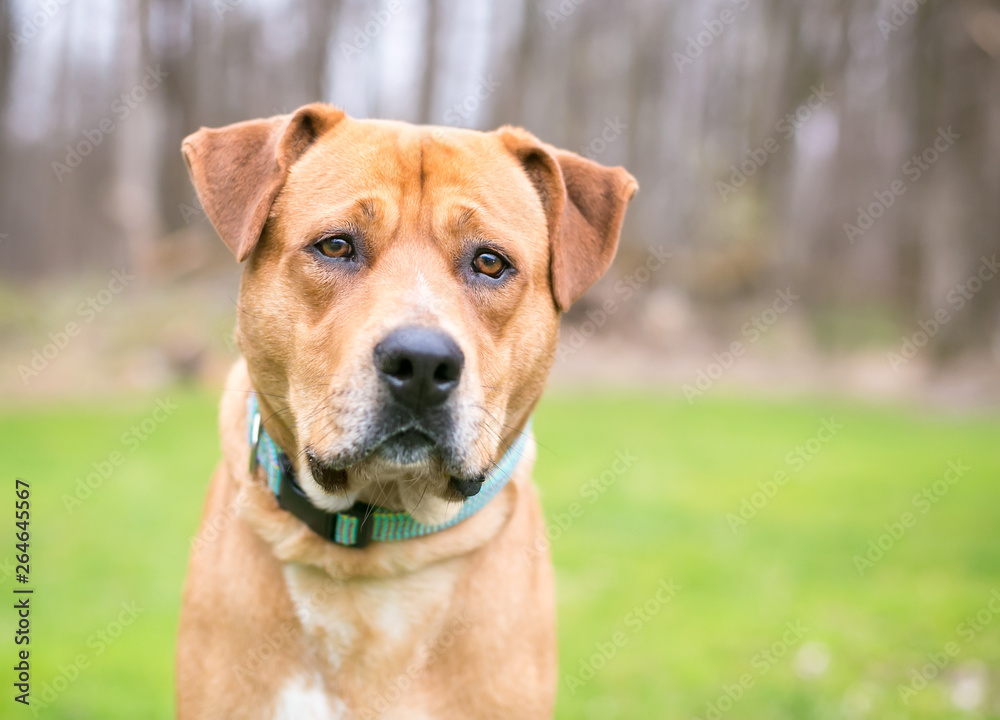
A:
[247,394,529,548]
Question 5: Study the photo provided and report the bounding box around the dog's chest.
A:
[279,561,463,715]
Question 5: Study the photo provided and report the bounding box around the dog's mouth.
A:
[375,427,438,465]
[370,426,486,498]
[327,407,468,473]
[302,411,489,520]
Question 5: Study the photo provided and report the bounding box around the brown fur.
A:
[176,104,636,719]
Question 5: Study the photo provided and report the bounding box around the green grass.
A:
[1,389,999,718]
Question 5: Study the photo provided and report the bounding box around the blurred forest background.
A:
[1,0,999,403]
[2,4,1000,719]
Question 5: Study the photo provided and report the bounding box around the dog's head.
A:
[183,104,636,524]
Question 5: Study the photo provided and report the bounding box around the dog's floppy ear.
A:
[181,103,345,262]
[498,127,638,311]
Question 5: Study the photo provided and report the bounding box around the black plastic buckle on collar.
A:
[339,502,376,549]
[276,467,376,549]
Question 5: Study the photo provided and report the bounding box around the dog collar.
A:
[246,394,529,548]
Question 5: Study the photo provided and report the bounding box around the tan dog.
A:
[176,103,636,719]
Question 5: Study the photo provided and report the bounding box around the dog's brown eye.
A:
[315,235,353,259]
[472,251,507,278]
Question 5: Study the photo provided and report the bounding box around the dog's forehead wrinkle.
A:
[454,205,479,229]
[359,197,377,222]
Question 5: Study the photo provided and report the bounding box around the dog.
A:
[175,103,636,719]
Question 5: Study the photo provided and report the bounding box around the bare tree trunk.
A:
[306,0,340,102]
[418,0,439,124]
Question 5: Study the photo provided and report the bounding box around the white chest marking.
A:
[272,673,345,720]
[283,565,358,671]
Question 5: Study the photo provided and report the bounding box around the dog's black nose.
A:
[375,327,464,410]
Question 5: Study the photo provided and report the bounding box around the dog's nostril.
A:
[379,354,414,380]
[394,358,414,380]
[434,361,457,384]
